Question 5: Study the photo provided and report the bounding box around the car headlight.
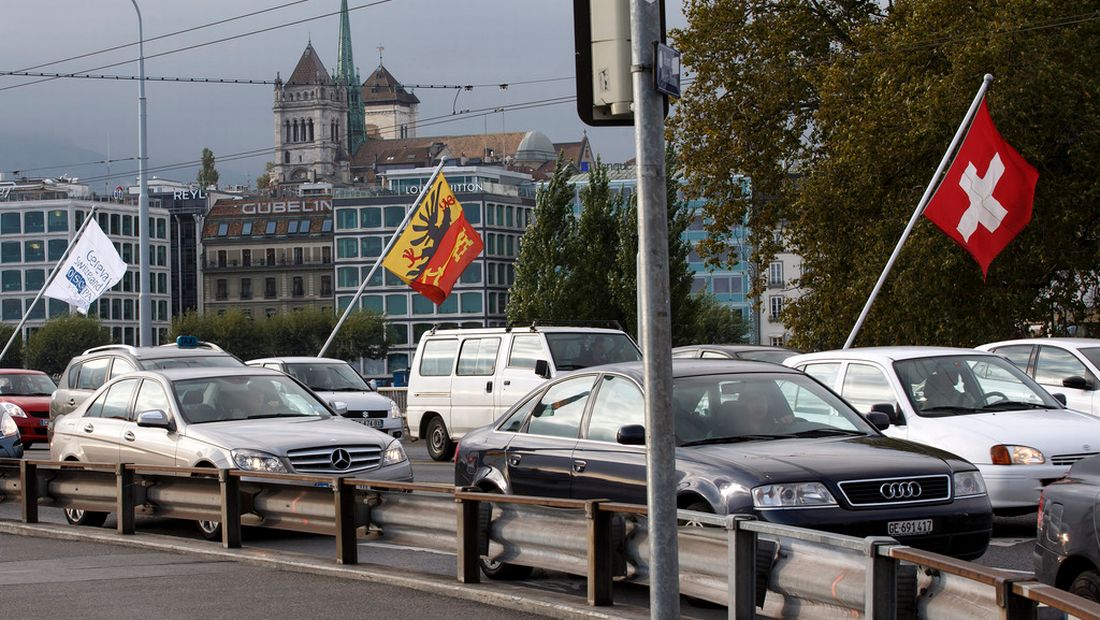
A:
[990,445,1045,465]
[381,440,407,466]
[231,449,288,473]
[751,482,837,508]
[953,470,988,497]
[388,400,402,418]
[0,402,27,418]
[0,413,17,438]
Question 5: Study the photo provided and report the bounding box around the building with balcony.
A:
[201,197,334,316]
[0,176,172,345]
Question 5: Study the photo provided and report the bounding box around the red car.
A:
[0,370,56,448]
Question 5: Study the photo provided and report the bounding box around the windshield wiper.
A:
[788,428,867,438]
[681,434,792,447]
[980,401,1056,411]
[920,405,986,416]
[244,413,311,419]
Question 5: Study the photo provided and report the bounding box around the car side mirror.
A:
[869,402,904,426]
[368,379,378,391]
[865,411,891,431]
[329,400,349,416]
[1052,393,1068,406]
[534,359,551,380]
[1063,376,1093,390]
[617,424,646,446]
[136,409,173,430]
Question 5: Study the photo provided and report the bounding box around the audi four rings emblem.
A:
[880,481,922,499]
[330,448,352,470]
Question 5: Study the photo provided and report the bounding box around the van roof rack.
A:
[507,319,625,332]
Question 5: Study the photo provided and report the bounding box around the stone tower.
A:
[361,63,420,140]
[272,43,350,185]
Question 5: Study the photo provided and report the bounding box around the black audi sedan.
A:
[1035,455,1100,602]
[455,360,992,563]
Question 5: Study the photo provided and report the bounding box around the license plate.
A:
[888,519,933,536]
[353,418,383,428]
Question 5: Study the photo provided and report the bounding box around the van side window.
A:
[419,339,458,376]
[77,358,111,390]
[508,335,542,369]
[457,338,501,376]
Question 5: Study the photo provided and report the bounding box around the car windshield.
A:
[546,333,641,370]
[674,372,873,446]
[1078,347,1100,370]
[285,362,371,392]
[0,374,56,395]
[894,354,1061,417]
[172,375,331,424]
[143,356,244,370]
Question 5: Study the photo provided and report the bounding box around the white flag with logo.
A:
[43,219,127,314]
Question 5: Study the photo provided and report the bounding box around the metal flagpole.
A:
[843,74,994,349]
[318,158,447,357]
[0,206,100,362]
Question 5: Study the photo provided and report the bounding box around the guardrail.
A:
[376,386,407,413]
[2,457,1098,619]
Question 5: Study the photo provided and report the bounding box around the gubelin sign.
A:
[238,199,333,215]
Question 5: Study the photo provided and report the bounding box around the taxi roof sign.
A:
[176,335,200,349]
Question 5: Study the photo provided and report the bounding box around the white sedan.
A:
[785,347,1100,515]
[976,337,1100,417]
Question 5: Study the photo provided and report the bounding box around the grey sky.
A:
[1,0,686,190]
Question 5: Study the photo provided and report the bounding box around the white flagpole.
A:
[843,74,994,349]
[0,206,100,363]
[318,158,447,357]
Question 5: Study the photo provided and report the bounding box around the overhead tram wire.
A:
[0,0,400,94]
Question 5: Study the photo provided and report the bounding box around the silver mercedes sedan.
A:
[50,367,413,536]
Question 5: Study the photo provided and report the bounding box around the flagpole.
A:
[0,206,100,363]
[318,158,447,357]
[843,74,994,349]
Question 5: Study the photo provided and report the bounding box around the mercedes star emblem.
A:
[330,448,352,470]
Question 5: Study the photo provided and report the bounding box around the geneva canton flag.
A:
[43,218,127,313]
[382,172,484,304]
[923,100,1039,277]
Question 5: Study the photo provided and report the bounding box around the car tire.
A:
[679,500,714,527]
[479,487,534,581]
[64,507,108,528]
[425,416,455,462]
[196,519,222,541]
[1070,570,1100,603]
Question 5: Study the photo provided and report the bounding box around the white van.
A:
[407,326,641,460]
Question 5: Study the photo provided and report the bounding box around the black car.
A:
[1036,455,1100,601]
[456,360,992,576]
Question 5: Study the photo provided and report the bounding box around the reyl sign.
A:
[173,189,206,200]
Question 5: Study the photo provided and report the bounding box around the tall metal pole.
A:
[132,0,152,345]
[630,1,679,616]
[843,74,993,349]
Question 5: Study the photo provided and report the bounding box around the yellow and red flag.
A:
[382,172,483,304]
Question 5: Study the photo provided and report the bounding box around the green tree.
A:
[670,0,1100,349]
[197,147,219,189]
[571,158,627,325]
[256,161,276,192]
[25,315,111,376]
[328,311,389,361]
[507,156,578,324]
[0,324,23,368]
[685,294,748,345]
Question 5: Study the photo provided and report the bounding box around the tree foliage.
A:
[0,324,23,368]
[670,0,1100,349]
[25,315,111,376]
[197,147,219,189]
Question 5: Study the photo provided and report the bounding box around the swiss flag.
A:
[923,100,1039,277]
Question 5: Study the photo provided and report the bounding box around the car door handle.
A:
[83,423,94,433]
[485,381,493,393]
[573,460,587,473]
[508,454,522,466]
[123,431,136,442]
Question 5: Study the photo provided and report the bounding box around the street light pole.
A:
[132,0,152,346]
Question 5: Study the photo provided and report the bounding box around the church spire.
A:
[337,0,365,156]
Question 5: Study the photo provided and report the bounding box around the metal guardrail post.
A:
[864,537,899,619]
[997,576,1037,620]
[586,499,613,606]
[116,464,135,535]
[455,488,481,584]
[727,515,758,619]
[219,469,241,549]
[334,478,358,565]
[19,460,37,524]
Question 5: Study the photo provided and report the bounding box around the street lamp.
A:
[131,0,152,346]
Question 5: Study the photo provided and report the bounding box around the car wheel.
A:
[679,500,714,527]
[479,487,534,581]
[425,416,455,462]
[196,519,222,541]
[1070,570,1100,603]
[64,507,108,528]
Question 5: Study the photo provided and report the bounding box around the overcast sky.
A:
[0,0,686,191]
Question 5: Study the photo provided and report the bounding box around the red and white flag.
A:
[923,100,1039,277]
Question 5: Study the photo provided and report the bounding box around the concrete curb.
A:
[0,520,650,620]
